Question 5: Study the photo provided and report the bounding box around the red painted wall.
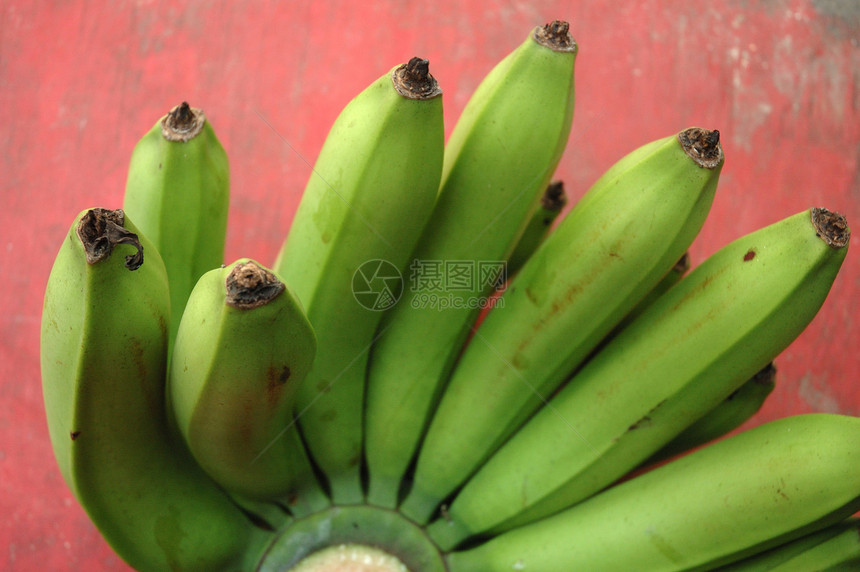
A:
[1,1,857,569]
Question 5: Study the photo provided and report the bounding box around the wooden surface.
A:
[1,0,858,569]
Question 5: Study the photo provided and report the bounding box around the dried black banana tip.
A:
[674,252,691,274]
[225,261,285,309]
[678,127,724,169]
[541,180,568,211]
[75,208,144,270]
[533,20,578,53]
[811,207,850,248]
[161,101,206,142]
[392,57,442,100]
[171,102,195,127]
[406,57,430,80]
[752,362,777,385]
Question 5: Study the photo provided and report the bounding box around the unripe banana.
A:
[123,102,230,354]
[364,21,578,508]
[645,361,776,466]
[40,208,256,572]
[401,127,724,523]
[273,57,444,503]
[168,258,328,513]
[429,208,849,548]
[444,414,860,572]
[506,180,568,275]
[718,517,860,571]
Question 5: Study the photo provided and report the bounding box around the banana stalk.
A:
[429,208,849,548]
[258,506,446,572]
[41,208,257,572]
[273,57,444,503]
[365,21,578,508]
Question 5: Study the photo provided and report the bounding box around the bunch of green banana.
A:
[273,56,445,503]
[401,126,724,524]
[365,20,578,508]
[40,208,261,571]
[122,102,230,354]
[38,17,859,572]
[444,413,860,571]
[644,361,777,466]
[168,258,329,517]
[718,517,860,571]
[427,207,849,549]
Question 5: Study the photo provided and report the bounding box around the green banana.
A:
[273,57,444,503]
[506,180,568,275]
[40,208,257,571]
[428,207,849,548]
[717,517,860,571]
[401,127,724,523]
[645,361,777,465]
[364,20,578,508]
[123,102,230,354]
[168,258,328,514]
[444,413,860,572]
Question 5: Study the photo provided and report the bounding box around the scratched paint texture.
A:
[0,0,857,569]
